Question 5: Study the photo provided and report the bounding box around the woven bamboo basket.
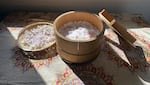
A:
[17,22,57,59]
[54,11,104,63]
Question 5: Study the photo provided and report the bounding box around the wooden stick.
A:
[99,9,136,46]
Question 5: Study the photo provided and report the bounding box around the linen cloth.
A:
[0,12,150,85]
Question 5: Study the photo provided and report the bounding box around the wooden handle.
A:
[99,9,136,45]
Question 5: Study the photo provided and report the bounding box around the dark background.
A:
[0,0,150,23]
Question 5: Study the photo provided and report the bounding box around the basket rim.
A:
[17,22,56,52]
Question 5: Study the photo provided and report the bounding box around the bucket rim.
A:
[54,11,105,43]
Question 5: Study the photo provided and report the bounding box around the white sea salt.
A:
[59,21,99,41]
[20,25,55,50]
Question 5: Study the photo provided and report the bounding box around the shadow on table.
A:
[68,35,150,85]
[0,14,59,85]
[0,31,47,85]
[117,36,150,83]
[106,35,150,71]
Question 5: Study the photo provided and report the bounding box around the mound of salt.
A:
[20,25,55,50]
[59,21,99,41]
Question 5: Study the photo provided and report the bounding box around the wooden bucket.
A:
[17,22,57,59]
[54,11,104,63]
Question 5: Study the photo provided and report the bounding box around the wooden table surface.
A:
[0,12,150,85]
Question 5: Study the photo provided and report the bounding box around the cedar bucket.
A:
[54,11,104,63]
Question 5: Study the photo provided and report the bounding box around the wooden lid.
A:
[99,9,136,47]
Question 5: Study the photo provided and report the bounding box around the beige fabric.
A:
[0,12,150,85]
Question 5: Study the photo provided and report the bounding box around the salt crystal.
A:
[59,21,99,41]
[20,25,55,50]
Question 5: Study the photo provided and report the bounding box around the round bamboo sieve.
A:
[17,22,57,59]
[54,11,104,63]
